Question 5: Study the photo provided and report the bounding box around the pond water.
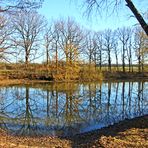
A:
[0,81,148,137]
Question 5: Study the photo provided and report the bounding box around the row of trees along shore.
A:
[0,9,148,81]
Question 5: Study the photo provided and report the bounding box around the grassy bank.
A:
[0,63,148,82]
[0,115,147,148]
[0,63,103,81]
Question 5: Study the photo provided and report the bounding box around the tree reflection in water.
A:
[0,81,147,137]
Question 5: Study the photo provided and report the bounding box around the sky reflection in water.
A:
[0,81,148,137]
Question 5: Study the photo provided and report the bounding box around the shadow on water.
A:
[0,81,147,140]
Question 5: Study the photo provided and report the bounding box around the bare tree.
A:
[95,31,104,70]
[103,29,115,72]
[44,23,61,72]
[84,31,96,65]
[51,23,60,70]
[46,18,84,80]
[0,0,43,12]
[117,27,131,72]
[113,41,119,71]
[126,31,133,72]
[92,37,99,69]
[54,18,84,64]
[84,31,104,70]
[12,10,46,65]
[44,26,54,65]
[80,0,148,35]
[134,27,148,72]
[112,30,119,71]
[0,14,14,61]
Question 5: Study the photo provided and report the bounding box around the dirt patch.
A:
[0,129,71,148]
[0,115,147,148]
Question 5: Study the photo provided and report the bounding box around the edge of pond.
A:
[0,115,147,147]
[0,77,148,87]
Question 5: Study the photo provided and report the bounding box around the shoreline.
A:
[0,75,148,87]
[0,115,147,147]
[0,71,148,83]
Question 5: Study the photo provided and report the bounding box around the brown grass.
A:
[0,79,50,86]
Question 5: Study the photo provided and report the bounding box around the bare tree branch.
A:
[79,0,148,35]
[0,0,43,13]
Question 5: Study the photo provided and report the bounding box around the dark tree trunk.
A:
[99,50,102,70]
[122,47,125,73]
[125,0,148,36]
[138,54,141,72]
[108,48,111,72]
[55,41,58,73]
[115,53,119,71]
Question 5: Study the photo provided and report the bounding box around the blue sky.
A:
[38,0,148,31]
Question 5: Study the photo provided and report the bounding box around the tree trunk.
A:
[46,46,49,65]
[138,54,141,72]
[99,50,102,70]
[115,53,119,71]
[55,41,58,73]
[122,45,125,72]
[125,0,148,36]
[25,54,29,67]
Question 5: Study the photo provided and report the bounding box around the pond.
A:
[0,81,148,137]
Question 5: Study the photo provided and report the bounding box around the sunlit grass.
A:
[0,63,147,82]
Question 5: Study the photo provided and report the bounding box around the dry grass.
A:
[0,79,50,86]
[0,63,148,82]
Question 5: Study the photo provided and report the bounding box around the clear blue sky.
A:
[38,0,147,31]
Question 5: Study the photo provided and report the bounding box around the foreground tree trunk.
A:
[125,0,148,36]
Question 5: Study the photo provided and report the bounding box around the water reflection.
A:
[0,81,147,137]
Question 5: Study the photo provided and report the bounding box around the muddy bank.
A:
[70,115,148,147]
[0,115,147,148]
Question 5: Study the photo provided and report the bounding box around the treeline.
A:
[0,9,148,81]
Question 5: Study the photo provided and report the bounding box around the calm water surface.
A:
[0,81,148,137]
